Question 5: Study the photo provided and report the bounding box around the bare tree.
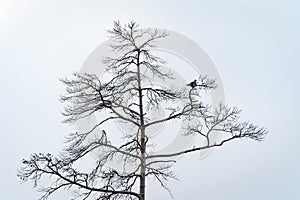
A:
[18,21,267,200]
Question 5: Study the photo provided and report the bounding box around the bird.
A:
[101,130,107,142]
[187,79,197,88]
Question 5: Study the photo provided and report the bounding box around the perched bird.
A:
[101,130,107,143]
[187,79,197,88]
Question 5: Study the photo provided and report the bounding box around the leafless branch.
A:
[18,20,267,200]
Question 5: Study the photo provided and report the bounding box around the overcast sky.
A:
[0,0,299,199]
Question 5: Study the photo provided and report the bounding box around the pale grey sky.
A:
[0,0,299,199]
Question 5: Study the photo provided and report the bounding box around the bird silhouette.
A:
[187,79,197,88]
[101,130,107,143]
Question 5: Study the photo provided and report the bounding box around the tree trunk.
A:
[140,127,146,200]
[137,50,146,200]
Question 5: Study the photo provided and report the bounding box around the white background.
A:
[0,0,299,199]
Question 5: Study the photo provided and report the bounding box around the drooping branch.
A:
[60,72,140,126]
[18,153,140,200]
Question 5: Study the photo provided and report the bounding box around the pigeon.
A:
[187,79,197,88]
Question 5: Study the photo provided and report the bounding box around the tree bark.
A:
[137,50,146,200]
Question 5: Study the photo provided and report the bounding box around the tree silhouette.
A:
[18,21,267,200]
